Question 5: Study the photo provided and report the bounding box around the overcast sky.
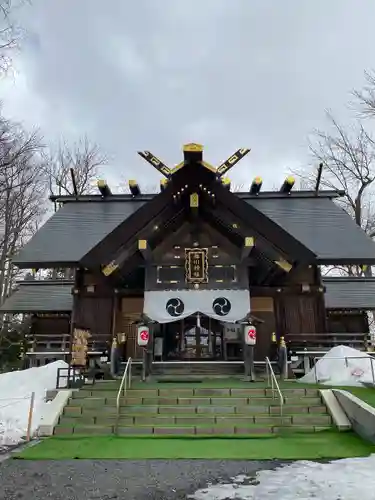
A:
[2,0,375,191]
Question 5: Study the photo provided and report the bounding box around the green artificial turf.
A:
[14,431,375,460]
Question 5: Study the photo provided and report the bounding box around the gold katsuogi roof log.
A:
[0,282,73,313]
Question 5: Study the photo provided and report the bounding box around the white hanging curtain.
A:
[143,289,250,324]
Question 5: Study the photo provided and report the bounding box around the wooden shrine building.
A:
[2,144,375,368]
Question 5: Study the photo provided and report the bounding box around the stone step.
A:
[121,388,319,398]
[74,388,320,399]
[60,408,330,425]
[68,395,323,409]
[61,411,328,426]
[118,404,327,415]
[63,401,327,419]
[54,423,331,436]
[61,413,331,425]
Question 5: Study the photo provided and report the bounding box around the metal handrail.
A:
[313,355,375,385]
[265,356,284,419]
[115,357,132,435]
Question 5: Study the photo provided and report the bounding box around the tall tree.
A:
[42,136,107,197]
[296,112,375,276]
[0,116,45,305]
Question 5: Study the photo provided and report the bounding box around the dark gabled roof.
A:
[323,277,375,309]
[248,197,375,264]
[12,200,145,267]
[11,188,375,267]
[0,281,73,312]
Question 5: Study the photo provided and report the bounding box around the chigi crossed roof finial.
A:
[137,144,251,179]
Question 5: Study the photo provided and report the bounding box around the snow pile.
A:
[298,345,375,386]
[190,455,375,499]
[0,360,68,446]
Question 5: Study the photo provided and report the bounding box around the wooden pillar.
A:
[67,268,82,386]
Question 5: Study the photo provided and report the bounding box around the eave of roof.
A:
[0,281,73,312]
[12,200,146,268]
[323,277,375,309]
[50,189,343,204]
[247,197,375,264]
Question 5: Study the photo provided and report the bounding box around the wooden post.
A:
[244,344,256,382]
[26,392,35,442]
[142,347,147,382]
[278,337,288,380]
[67,268,80,388]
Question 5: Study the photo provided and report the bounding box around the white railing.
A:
[115,357,132,434]
[313,356,375,385]
[265,356,284,419]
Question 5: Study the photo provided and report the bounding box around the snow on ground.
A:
[299,345,375,387]
[0,361,68,446]
[190,455,375,499]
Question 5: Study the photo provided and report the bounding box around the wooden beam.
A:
[216,148,251,177]
[97,179,112,197]
[138,239,153,261]
[280,176,295,194]
[249,177,262,195]
[160,178,168,192]
[201,206,281,262]
[170,161,184,175]
[221,177,231,190]
[189,192,199,219]
[183,143,203,164]
[209,183,316,263]
[241,236,254,261]
[102,209,186,278]
[129,180,141,196]
[150,257,257,267]
[274,258,293,273]
[81,182,184,267]
[137,151,172,177]
[200,160,216,173]
[315,163,323,193]
[102,244,136,276]
[116,213,187,280]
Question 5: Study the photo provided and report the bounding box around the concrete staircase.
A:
[55,381,333,436]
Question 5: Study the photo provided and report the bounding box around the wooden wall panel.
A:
[251,297,274,312]
[274,294,326,336]
[253,312,276,361]
[120,297,144,360]
[74,296,113,351]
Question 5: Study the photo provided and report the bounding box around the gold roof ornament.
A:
[183,143,204,152]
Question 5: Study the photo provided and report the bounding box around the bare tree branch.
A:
[42,136,107,196]
[352,70,375,119]
[293,112,375,278]
[0,0,27,74]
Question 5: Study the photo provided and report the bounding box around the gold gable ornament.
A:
[183,143,204,153]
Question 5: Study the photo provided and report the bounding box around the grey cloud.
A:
[4,0,375,189]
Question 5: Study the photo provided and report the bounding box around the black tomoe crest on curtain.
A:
[166,298,185,317]
[212,297,231,316]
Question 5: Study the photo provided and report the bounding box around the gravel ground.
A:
[0,459,284,500]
